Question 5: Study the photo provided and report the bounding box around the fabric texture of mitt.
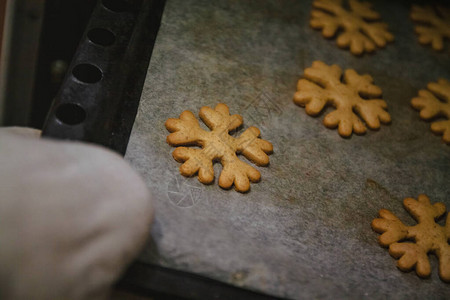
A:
[411,78,450,144]
[310,0,394,55]
[293,61,391,137]
[371,194,450,282]
[410,5,450,51]
[0,127,153,300]
[165,103,273,193]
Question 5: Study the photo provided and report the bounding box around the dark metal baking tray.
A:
[42,0,165,155]
[41,0,278,298]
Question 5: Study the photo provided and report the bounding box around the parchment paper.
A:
[125,0,450,298]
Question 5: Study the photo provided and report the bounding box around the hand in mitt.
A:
[0,127,153,299]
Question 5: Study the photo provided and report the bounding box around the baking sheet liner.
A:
[125,0,450,298]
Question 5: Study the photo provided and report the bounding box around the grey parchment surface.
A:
[125,0,450,299]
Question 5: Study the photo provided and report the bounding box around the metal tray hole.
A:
[72,63,102,83]
[55,103,86,125]
[102,0,130,12]
[87,28,116,46]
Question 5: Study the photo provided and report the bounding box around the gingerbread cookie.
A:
[310,0,394,55]
[165,103,273,193]
[410,5,450,51]
[411,79,450,144]
[371,194,450,282]
[293,61,391,137]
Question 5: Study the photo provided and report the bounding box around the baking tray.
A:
[124,0,450,299]
[40,0,282,298]
[43,0,165,155]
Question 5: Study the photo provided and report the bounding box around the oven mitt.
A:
[0,127,153,300]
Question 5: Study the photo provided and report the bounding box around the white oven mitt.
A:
[0,127,153,300]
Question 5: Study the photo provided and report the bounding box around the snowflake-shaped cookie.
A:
[372,195,450,282]
[165,103,273,193]
[293,61,391,137]
[411,79,450,144]
[411,5,450,51]
[310,0,394,55]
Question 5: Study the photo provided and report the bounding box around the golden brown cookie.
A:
[310,0,394,55]
[411,78,450,144]
[410,5,450,51]
[371,194,450,282]
[165,103,273,193]
[293,61,391,137]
